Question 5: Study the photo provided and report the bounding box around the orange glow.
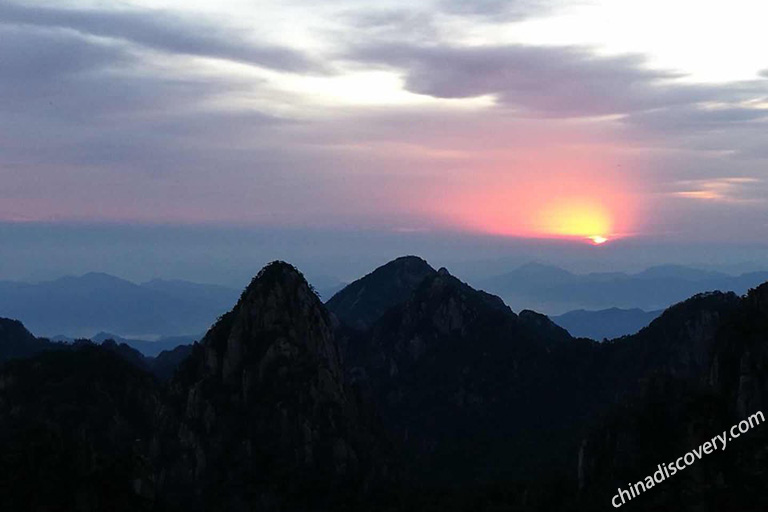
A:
[537,200,612,239]
[430,153,642,242]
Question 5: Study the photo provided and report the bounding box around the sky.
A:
[1,0,767,283]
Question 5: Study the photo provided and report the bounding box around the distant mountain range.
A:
[478,263,768,314]
[552,307,663,340]
[0,273,239,339]
[51,332,199,357]
[0,317,192,381]
[3,263,764,345]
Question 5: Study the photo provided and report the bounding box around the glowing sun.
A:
[537,201,613,243]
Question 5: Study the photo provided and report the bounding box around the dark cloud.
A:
[0,25,130,112]
[630,105,768,132]
[0,23,286,178]
[352,43,692,116]
[350,43,768,121]
[0,2,321,72]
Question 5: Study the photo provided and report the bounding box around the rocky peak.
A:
[0,318,35,344]
[406,270,511,333]
[171,261,389,508]
[746,281,768,314]
[605,291,742,384]
[326,255,437,330]
[518,309,572,342]
[200,261,341,385]
[0,317,52,363]
[350,270,515,373]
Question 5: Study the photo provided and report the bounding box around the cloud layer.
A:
[1,0,767,242]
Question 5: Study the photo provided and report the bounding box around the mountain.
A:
[633,264,729,281]
[0,262,393,511]
[326,255,436,330]
[0,344,163,511]
[0,317,56,363]
[0,318,191,381]
[165,261,394,510]
[344,266,596,488]
[150,344,195,381]
[479,263,768,314]
[552,307,662,340]
[2,257,768,511]
[53,331,199,357]
[576,286,768,510]
[0,273,239,338]
[91,332,199,357]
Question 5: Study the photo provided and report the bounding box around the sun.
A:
[588,235,608,245]
[536,201,613,243]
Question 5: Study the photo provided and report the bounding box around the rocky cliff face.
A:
[168,261,392,511]
[710,283,768,419]
[576,288,768,511]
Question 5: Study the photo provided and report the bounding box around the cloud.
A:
[0,0,767,243]
[348,38,768,123]
[629,104,768,133]
[350,43,702,117]
[0,21,287,178]
[670,178,762,203]
[340,9,439,42]
[437,0,555,20]
[0,2,321,72]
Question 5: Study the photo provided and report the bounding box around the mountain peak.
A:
[241,260,315,300]
[51,272,134,288]
[0,317,52,363]
[171,262,387,497]
[411,270,511,320]
[0,317,30,334]
[326,255,437,330]
[198,260,336,383]
[634,265,728,281]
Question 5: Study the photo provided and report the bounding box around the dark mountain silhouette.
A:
[0,317,58,362]
[576,286,768,510]
[326,255,436,330]
[91,332,199,357]
[0,346,163,512]
[96,339,191,381]
[479,262,768,314]
[164,261,395,510]
[0,319,191,381]
[151,344,195,381]
[52,332,199,357]
[0,273,239,339]
[343,266,595,487]
[552,307,662,340]
[1,258,767,511]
